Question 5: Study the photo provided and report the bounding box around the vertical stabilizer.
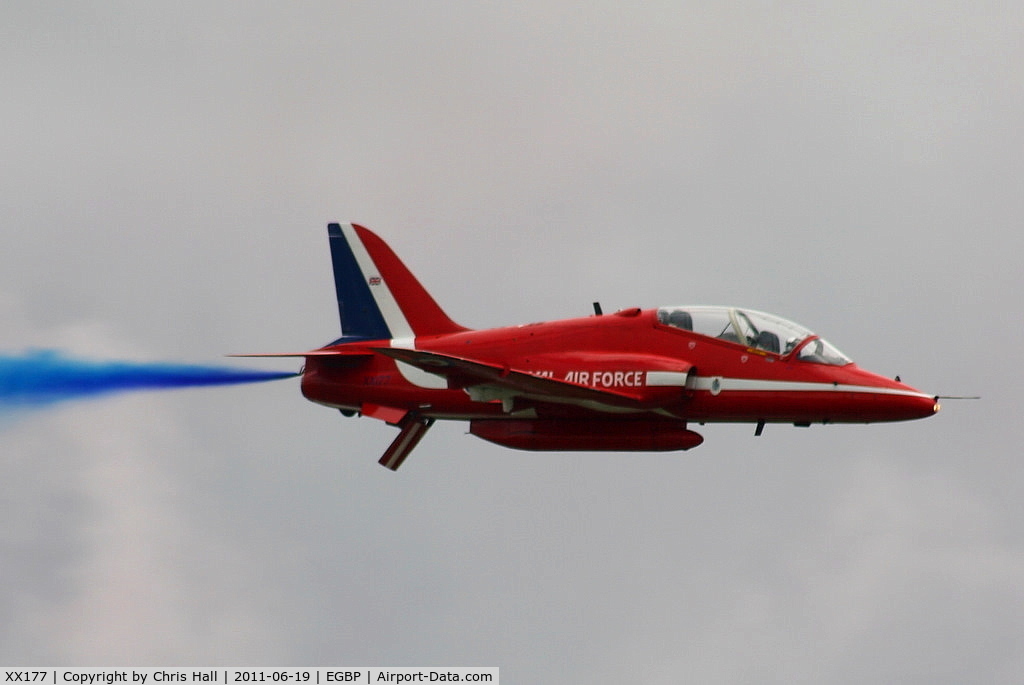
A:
[327,223,467,340]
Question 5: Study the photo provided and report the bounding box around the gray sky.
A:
[2,3,1021,682]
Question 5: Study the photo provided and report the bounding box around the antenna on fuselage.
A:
[593,302,603,316]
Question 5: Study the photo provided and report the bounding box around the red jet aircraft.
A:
[242,223,939,470]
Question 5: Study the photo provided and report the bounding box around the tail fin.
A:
[327,223,467,340]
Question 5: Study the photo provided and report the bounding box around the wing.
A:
[376,347,653,412]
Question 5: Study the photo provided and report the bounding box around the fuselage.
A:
[301,306,938,426]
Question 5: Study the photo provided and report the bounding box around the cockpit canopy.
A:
[656,306,852,366]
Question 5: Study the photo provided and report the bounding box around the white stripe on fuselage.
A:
[689,376,932,398]
[646,371,691,387]
[390,337,447,389]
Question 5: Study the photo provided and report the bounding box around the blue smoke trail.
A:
[0,349,297,408]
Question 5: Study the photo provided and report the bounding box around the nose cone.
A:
[902,387,941,420]
[872,373,940,422]
[834,365,938,422]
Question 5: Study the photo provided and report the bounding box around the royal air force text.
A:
[535,370,645,388]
